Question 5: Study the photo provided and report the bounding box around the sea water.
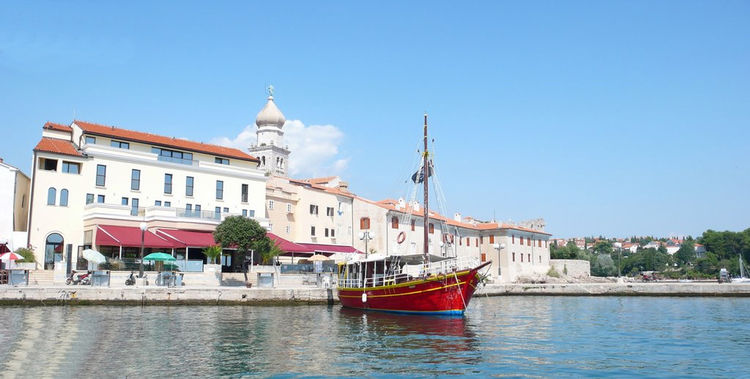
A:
[1,296,748,377]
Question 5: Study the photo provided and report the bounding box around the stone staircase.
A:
[29,270,55,286]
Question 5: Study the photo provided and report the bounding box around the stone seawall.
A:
[477,283,750,297]
[1,283,749,305]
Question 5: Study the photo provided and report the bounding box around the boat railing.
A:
[338,256,481,288]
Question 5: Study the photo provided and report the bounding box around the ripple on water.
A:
[0,297,748,377]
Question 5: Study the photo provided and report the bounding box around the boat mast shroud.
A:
[423,114,429,264]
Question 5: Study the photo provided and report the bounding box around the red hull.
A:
[337,262,490,315]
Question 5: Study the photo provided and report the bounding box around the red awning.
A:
[156,229,216,247]
[297,243,362,255]
[268,233,312,253]
[96,225,179,249]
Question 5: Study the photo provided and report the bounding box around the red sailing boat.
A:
[337,115,490,315]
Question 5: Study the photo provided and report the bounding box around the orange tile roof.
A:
[34,137,83,157]
[73,120,259,163]
[43,122,73,132]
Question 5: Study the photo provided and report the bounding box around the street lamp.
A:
[139,222,147,278]
[359,231,374,258]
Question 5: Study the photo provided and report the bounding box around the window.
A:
[429,223,434,234]
[480,236,484,244]
[131,198,139,216]
[331,228,335,237]
[512,235,515,244]
[521,253,524,262]
[287,204,291,212]
[476,238,479,247]
[97,195,105,203]
[161,173,172,194]
[40,158,57,171]
[85,136,96,144]
[460,237,463,246]
[110,140,129,149]
[165,201,171,207]
[411,220,415,231]
[122,197,129,206]
[519,236,524,245]
[528,253,531,262]
[47,187,56,205]
[215,157,229,165]
[131,169,140,190]
[391,217,399,229]
[489,235,495,244]
[285,225,290,234]
[527,238,531,246]
[58,189,68,206]
[466,237,470,246]
[155,200,161,206]
[269,200,274,210]
[539,256,542,263]
[242,209,247,217]
[310,205,319,215]
[311,226,316,236]
[216,180,223,200]
[538,240,542,247]
[186,176,194,196]
[247,209,254,217]
[62,161,80,174]
[326,207,334,216]
[215,207,221,219]
[325,228,329,237]
[96,165,106,187]
[195,204,201,213]
[241,184,248,202]
[360,217,370,230]
[223,207,228,213]
[86,193,94,204]
[512,252,515,262]
[152,147,193,165]
[186,204,193,216]
[481,253,486,262]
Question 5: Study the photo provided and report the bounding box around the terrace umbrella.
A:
[82,249,106,264]
[0,252,20,269]
[307,254,330,262]
[143,252,176,261]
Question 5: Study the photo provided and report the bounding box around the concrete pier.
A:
[1,282,749,305]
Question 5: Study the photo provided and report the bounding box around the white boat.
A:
[731,256,750,283]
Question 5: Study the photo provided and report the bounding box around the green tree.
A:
[594,241,613,255]
[674,240,696,266]
[213,216,266,272]
[251,236,284,265]
[202,245,223,264]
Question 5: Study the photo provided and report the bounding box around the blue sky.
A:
[1,1,748,238]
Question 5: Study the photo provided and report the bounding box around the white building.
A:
[28,117,268,271]
[0,158,30,254]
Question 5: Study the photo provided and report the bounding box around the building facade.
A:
[0,158,30,253]
[28,119,268,270]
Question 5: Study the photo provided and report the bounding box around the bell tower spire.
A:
[249,86,290,176]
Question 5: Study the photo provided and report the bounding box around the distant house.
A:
[666,245,680,255]
[621,242,638,253]
[694,243,707,258]
[643,241,661,250]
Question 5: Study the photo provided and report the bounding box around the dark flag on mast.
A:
[411,160,434,184]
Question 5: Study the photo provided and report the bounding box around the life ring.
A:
[397,231,406,244]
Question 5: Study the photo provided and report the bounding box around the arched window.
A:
[391,216,399,229]
[44,233,63,270]
[60,189,69,206]
[360,217,370,230]
[47,187,56,205]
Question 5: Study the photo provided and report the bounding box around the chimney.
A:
[338,181,349,192]
[454,212,461,222]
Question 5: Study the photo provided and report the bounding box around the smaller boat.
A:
[731,256,750,283]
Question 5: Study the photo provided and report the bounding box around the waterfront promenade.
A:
[1,282,749,305]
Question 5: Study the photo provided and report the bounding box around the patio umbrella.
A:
[82,249,106,264]
[307,254,331,262]
[0,252,21,261]
[143,252,176,261]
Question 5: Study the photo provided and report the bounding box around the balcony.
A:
[84,203,269,228]
[157,155,197,166]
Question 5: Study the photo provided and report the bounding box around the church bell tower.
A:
[249,86,290,176]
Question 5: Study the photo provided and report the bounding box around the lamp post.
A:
[139,222,147,278]
[359,231,374,259]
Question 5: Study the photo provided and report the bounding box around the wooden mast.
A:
[423,113,429,263]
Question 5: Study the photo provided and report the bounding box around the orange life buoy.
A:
[397,231,406,244]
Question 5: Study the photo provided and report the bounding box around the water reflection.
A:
[0,298,748,377]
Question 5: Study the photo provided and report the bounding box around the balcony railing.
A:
[157,155,197,166]
[176,209,224,220]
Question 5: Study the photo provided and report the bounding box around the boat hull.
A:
[337,262,490,315]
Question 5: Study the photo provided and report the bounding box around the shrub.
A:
[203,245,223,264]
[547,267,561,278]
[14,248,35,263]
